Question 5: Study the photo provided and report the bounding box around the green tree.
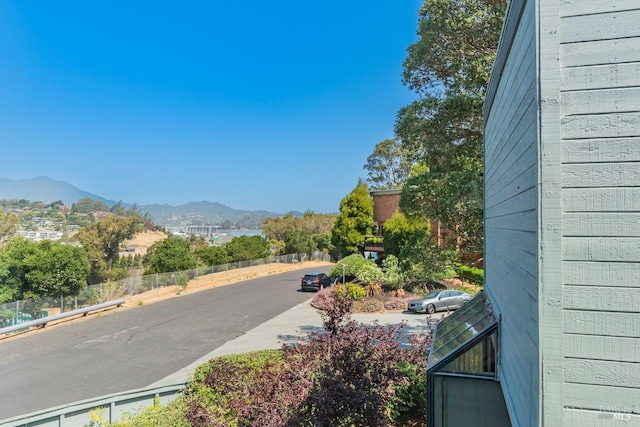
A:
[144,236,197,274]
[382,212,431,258]
[261,213,299,242]
[312,233,334,254]
[363,139,413,190]
[401,167,483,252]
[71,197,109,213]
[133,253,143,268]
[262,211,336,243]
[395,0,506,254]
[110,201,127,216]
[269,239,286,255]
[399,237,458,284]
[23,240,90,298]
[195,246,232,266]
[331,181,376,257]
[225,235,270,262]
[285,230,316,255]
[74,215,142,273]
[0,208,19,244]
[0,237,38,303]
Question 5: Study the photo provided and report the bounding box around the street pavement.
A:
[151,299,441,387]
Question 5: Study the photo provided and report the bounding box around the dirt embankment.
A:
[126,261,333,307]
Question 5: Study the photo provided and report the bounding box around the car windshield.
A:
[423,290,441,299]
[303,275,318,280]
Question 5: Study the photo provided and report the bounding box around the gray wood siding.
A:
[559,2,640,420]
[483,1,538,425]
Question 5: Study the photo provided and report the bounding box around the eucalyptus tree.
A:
[396,0,506,254]
[363,139,413,190]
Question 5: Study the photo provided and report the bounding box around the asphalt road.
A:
[0,267,328,420]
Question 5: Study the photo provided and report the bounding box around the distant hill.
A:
[0,176,280,228]
[139,202,278,228]
[0,177,116,206]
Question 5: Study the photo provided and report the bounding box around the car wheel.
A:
[427,304,436,315]
[462,300,468,306]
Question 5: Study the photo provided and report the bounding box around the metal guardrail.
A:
[0,299,125,336]
[0,252,333,424]
[0,382,186,427]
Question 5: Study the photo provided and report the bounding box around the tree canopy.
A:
[331,181,376,257]
[225,235,270,262]
[285,230,316,255]
[0,208,19,244]
[23,240,90,298]
[394,0,505,255]
[73,215,143,283]
[74,216,142,266]
[144,236,197,274]
[195,245,232,266]
[363,139,413,190]
[261,211,336,256]
[0,238,89,302]
[382,212,431,258]
[71,197,109,213]
[0,237,38,303]
[401,167,483,252]
[398,0,505,171]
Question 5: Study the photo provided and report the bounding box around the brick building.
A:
[368,189,447,257]
[370,189,402,234]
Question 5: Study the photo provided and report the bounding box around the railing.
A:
[0,251,332,424]
[0,299,125,335]
[363,235,384,251]
[0,382,187,427]
[0,251,330,334]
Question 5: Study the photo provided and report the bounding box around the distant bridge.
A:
[184,225,222,237]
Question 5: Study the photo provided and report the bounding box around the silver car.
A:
[407,289,473,314]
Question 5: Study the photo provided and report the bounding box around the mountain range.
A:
[0,177,283,227]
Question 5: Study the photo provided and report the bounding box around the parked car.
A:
[407,289,473,314]
[300,272,332,292]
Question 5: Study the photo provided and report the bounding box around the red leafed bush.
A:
[185,292,432,426]
[284,293,431,426]
[310,286,334,310]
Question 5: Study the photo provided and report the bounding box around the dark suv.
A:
[300,272,332,292]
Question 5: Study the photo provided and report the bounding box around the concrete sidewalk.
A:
[151,299,441,387]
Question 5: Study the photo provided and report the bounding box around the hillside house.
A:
[427,0,640,425]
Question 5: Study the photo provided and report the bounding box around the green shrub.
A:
[329,253,366,277]
[382,255,404,290]
[356,260,385,285]
[458,265,484,286]
[110,396,190,426]
[335,283,366,301]
[389,362,427,424]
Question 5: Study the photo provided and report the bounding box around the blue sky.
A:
[0,1,420,213]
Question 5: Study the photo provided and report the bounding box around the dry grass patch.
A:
[123,230,167,248]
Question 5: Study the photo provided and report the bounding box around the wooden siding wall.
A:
[483,0,538,425]
[559,0,640,424]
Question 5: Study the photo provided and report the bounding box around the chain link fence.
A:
[0,251,330,329]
